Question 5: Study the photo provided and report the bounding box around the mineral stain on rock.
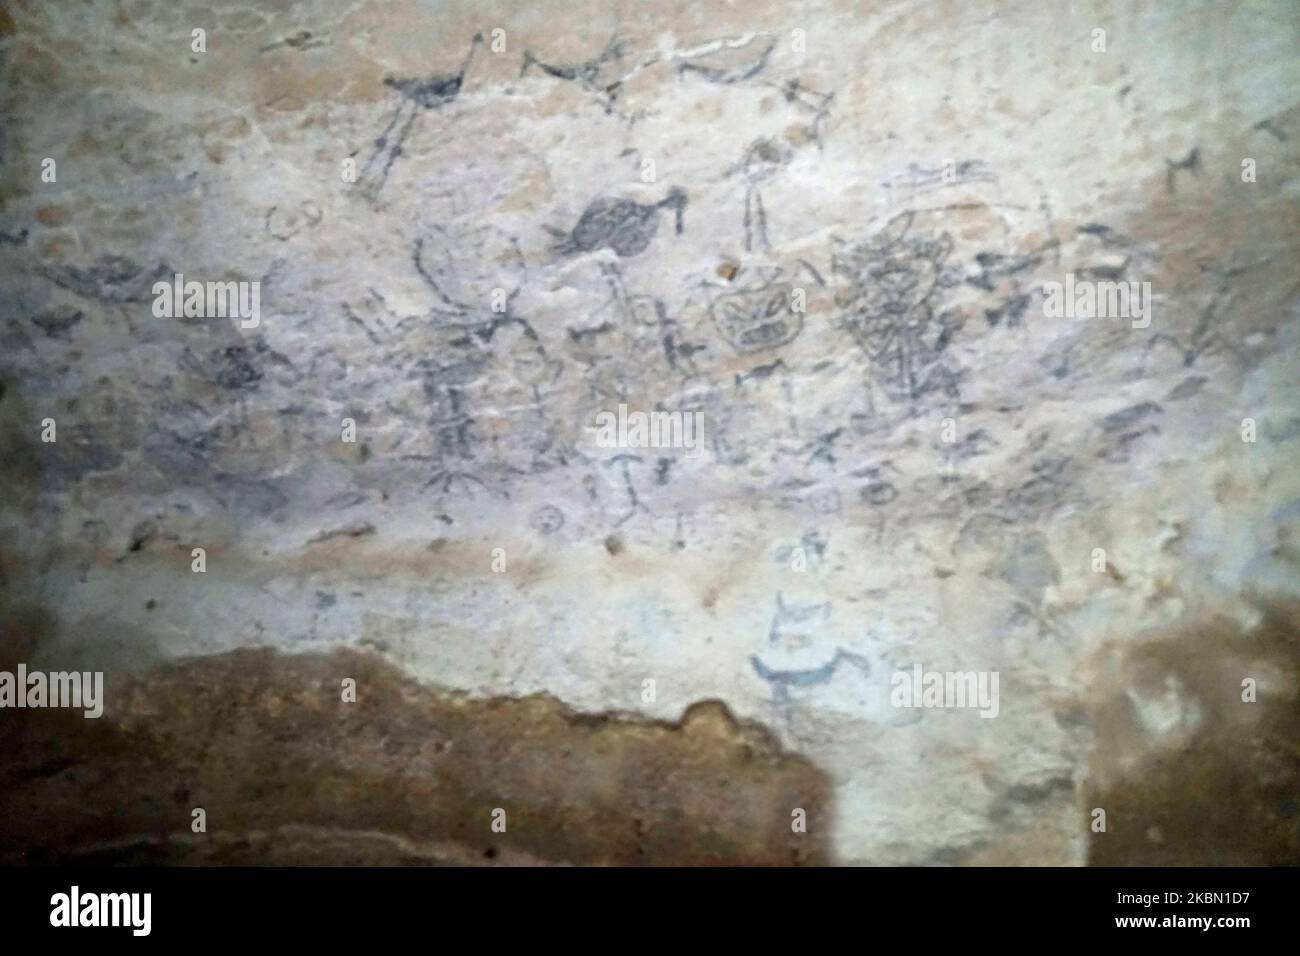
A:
[1082,598,1300,866]
[0,647,832,866]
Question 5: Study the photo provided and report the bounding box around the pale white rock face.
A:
[1,0,1298,864]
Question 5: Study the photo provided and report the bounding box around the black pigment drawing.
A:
[674,34,777,84]
[1145,264,1237,369]
[728,138,792,252]
[553,188,687,258]
[414,223,529,318]
[265,201,322,241]
[39,255,173,304]
[749,648,872,707]
[367,223,567,494]
[529,505,565,535]
[1164,145,1201,194]
[832,212,965,404]
[604,453,650,526]
[520,35,638,114]
[360,33,484,200]
[721,79,835,251]
[518,31,830,140]
[779,78,835,148]
[774,531,829,568]
[706,263,820,355]
[31,306,84,340]
[567,262,703,405]
[767,592,832,645]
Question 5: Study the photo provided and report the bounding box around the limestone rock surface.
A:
[1,0,1298,864]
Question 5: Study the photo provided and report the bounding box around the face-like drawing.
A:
[710,274,803,354]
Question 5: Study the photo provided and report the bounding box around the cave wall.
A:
[1,0,1298,864]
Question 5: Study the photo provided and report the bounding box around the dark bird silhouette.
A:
[554,187,687,258]
[361,33,484,200]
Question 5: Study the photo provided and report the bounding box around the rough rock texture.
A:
[0,648,830,865]
[1,0,1298,864]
